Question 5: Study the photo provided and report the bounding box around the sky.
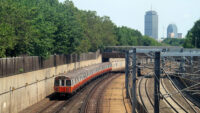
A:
[59,0,200,39]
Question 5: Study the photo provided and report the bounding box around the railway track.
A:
[160,78,184,113]
[80,73,121,113]
[144,78,154,108]
[163,68,199,113]
[138,77,148,112]
[161,77,199,113]
[135,63,200,113]
[137,75,194,113]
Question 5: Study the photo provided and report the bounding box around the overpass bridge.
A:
[102,46,200,62]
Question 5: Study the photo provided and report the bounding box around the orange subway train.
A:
[54,62,112,94]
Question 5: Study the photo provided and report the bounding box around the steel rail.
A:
[80,73,121,113]
[162,69,198,113]
[160,78,188,113]
[144,78,154,108]
[138,77,148,112]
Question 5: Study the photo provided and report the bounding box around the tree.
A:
[184,19,200,48]
[0,23,16,57]
[162,38,184,47]
[0,0,162,58]
[115,26,142,46]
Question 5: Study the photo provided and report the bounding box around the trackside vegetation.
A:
[162,38,184,47]
[0,0,162,58]
[183,19,200,48]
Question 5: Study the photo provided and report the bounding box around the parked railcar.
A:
[54,62,112,94]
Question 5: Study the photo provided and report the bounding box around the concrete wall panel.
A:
[0,92,10,113]
[110,58,125,71]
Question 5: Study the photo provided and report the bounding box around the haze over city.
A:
[59,0,200,39]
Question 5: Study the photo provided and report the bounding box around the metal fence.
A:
[0,51,100,77]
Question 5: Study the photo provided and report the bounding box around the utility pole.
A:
[154,52,160,113]
[180,56,185,74]
[125,51,129,98]
[195,37,197,48]
[132,48,137,113]
[190,56,193,73]
[180,49,185,75]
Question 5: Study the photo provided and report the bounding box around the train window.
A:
[61,79,65,86]
[66,80,71,86]
[54,79,59,86]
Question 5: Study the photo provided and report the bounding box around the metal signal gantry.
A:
[125,48,161,113]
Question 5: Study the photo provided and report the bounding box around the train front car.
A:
[54,76,72,94]
[54,62,112,96]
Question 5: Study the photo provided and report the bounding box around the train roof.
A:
[56,62,111,79]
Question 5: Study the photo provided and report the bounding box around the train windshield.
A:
[66,80,71,86]
[54,79,59,86]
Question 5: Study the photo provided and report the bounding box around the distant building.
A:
[144,10,158,40]
[178,33,182,38]
[167,24,178,38]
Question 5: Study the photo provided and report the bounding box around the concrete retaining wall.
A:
[110,58,125,71]
[0,55,102,113]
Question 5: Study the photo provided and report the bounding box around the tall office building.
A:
[145,10,158,40]
[167,24,178,38]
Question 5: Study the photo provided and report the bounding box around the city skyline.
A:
[60,0,200,39]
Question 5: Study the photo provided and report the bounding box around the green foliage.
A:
[116,26,141,46]
[140,36,162,46]
[19,68,24,73]
[0,23,16,57]
[115,26,161,46]
[0,0,162,58]
[184,19,200,48]
[162,38,184,47]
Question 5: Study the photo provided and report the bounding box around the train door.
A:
[60,79,66,86]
